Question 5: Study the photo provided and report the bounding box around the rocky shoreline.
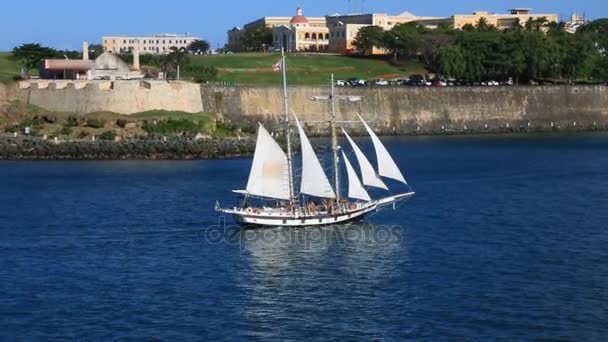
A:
[1,127,606,160]
[0,136,257,160]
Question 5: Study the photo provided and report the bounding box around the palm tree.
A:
[168,46,190,80]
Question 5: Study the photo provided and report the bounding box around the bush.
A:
[20,116,45,128]
[142,118,200,135]
[77,131,90,139]
[99,130,117,141]
[65,115,80,127]
[60,126,73,136]
[86,119,105,129]
[194,66,219,84]
[116,119,128,128]
[4,125,18,133]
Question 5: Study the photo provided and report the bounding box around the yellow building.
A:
[326,12,444,54]
[229,8,560,55]
[418,9,559,30]
[273,7,330,52]
[228,8,326,51]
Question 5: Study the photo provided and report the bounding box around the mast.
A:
[330,74,340,203]
[282,48,295,206]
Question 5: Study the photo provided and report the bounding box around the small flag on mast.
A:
[272,59,282,72]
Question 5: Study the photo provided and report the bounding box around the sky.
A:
[1,0,606,51]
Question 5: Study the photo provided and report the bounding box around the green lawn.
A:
[182,53,426,85]
[0,52,21,82]
[0,51,427,85]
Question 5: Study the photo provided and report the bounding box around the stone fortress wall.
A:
[3,81,608,133]
[13,80,203,114]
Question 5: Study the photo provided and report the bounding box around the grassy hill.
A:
[0,52,21,83]
[182,53,425,85]
[0,51,426,85]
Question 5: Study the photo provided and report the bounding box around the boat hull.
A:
[217,192,415,228]
[231,204,376,228]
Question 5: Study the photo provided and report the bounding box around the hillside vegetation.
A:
[181,53,424,85]
[0,53,22,82]
[0,50,425,85]
[0,101,248,139]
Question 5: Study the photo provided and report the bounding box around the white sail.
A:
[341,128,388,190]
[342,151,371,201]
[245,124,291,200]
[357,114,408,184]
[295,117,336,198]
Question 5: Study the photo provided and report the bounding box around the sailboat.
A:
[214,51,415,227]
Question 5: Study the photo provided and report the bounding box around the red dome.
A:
[290,15,309,24]
[290,7,309,24]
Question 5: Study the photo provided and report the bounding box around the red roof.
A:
[290,7,309,24]
[44,59,94,71]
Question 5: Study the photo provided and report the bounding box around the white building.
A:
[102,33,201,54]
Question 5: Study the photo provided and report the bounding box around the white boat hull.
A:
[217,192,415,228]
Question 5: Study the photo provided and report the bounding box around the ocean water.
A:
[1,133,607,341]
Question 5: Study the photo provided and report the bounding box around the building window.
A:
[124,40,127,44]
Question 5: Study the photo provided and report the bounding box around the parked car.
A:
[375,80,389,86]
[335,80,347,86]
[348,78,367,87]
[395,78,410,85]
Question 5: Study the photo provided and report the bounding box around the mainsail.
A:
[295,117,336,198]
[341,128,388,190]
[342,151,371,201]
[245,124,291,200]
[357,114,408,184]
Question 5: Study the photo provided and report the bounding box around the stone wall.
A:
[2,81,608,133]
[201,85,608,133]
[14,80,203,114]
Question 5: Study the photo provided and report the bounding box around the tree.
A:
[353,26,386,55]
[88,44,105,59]
[438,45,465,78]
[385,23,420,60]
[168,46,190,80]
[187,39,210,54]
[10,43,57,77]
[151,55,173,79]
[476,18,493,31]
[525,17,549,32]
[578,19,608,55]
[194,66,219,83]
[417,30,455,71]
[241,26,273,51]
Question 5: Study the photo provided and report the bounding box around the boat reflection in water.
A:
[230,222,410,339]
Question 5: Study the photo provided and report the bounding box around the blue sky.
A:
[1,0,606,51]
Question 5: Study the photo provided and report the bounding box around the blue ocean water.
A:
[1,133,607,341]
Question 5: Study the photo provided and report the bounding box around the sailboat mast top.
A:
[330,73,340,202]
[282,49,295,205]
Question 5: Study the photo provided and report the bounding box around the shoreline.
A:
[1,128,606,160]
